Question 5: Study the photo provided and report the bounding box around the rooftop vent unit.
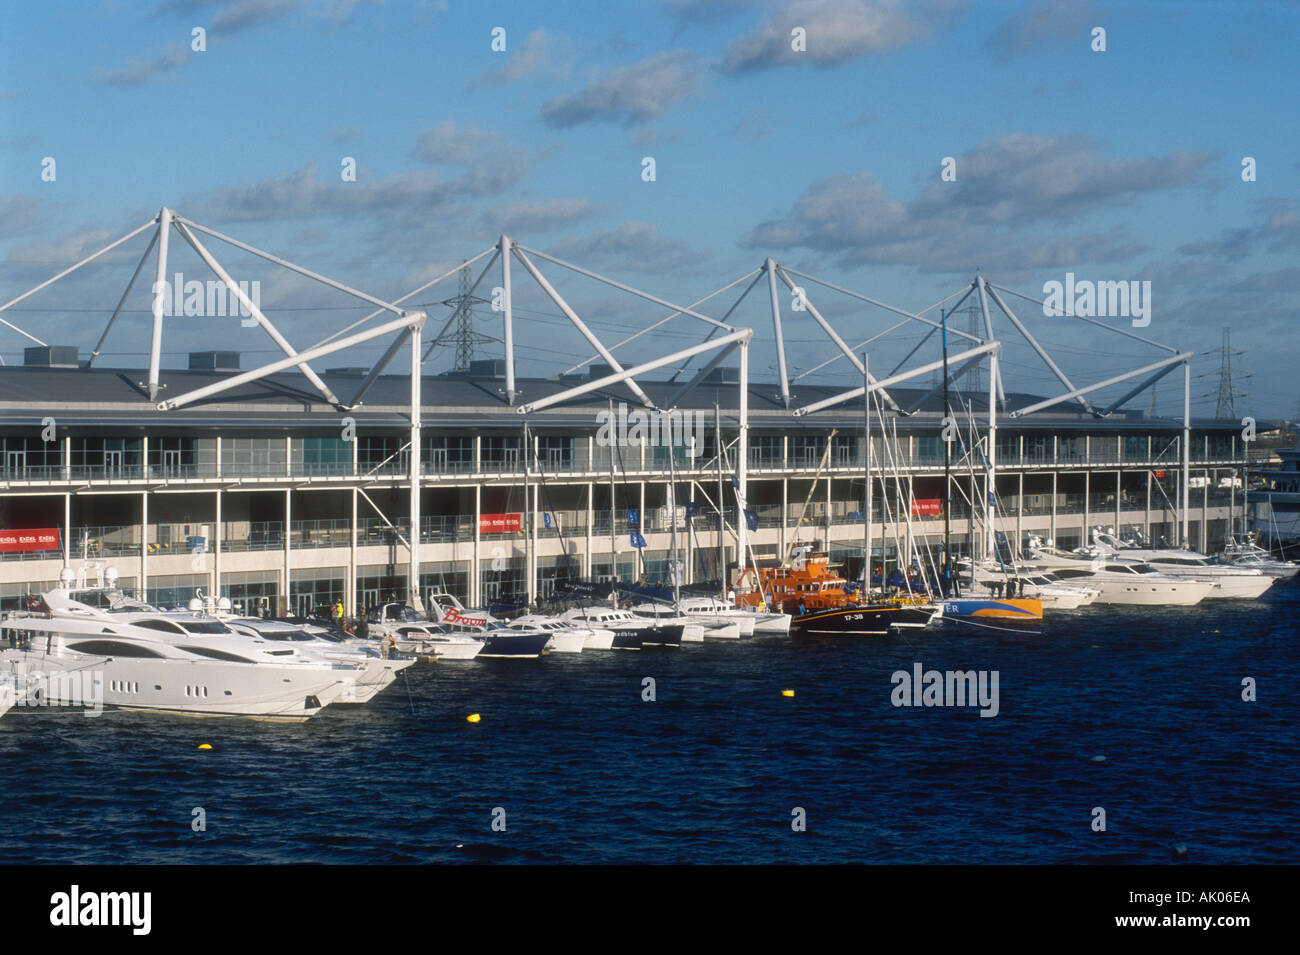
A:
[588,363,613,379]
[468,359,505,379]
[188,351,240,372]
[23,346,79,368]
[326,367,369,376]
[704,366,739,385]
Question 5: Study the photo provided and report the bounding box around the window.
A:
[423,435,474,472]
[1123,435,1147,461]
[1025,436,1052,462]
[176,621,233,635]
[68,640,165,658]
[297,437,351,475]
[537,435,573,470]
[749,435,782,467]
[789,435,826,467]
[220,437,286,476]
[69,436,142,477]
[0,436,62,477]
[916,435,943,463]
[135,619,187,634]
[357,435,407,473]
[1058,436,1086,462]
[831,434,860,467]
[482,436,521,470]
[1090,435,1118,462]
[149,437,198,477]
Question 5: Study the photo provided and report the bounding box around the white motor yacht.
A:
[1214,535,1299,579]
[0,574,360,720]
[221,614,413,703]
[1024,537,1215,606]
[1088,529,1275,600]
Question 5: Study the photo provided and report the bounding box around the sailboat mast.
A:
[608,398,617,584]
[863,351,872,593]
[523,420,531,606]
[716,402,725,597]
[669,440,680,605]
[942,309,952,587]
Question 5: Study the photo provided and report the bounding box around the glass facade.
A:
[295,437,351,476]
[221,437,286,476]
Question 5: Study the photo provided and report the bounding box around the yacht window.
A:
[135,619,188,635]
[68,640,165,658]
[252,629,315,642]
[178,621,234,635]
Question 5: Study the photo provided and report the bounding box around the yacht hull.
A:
[2,649,352,720]
[543,632,587,654]
[793,605,935,636]
[938,598,1044,620]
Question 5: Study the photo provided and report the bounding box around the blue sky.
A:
[2,0,1297,419]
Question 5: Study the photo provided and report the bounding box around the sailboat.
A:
[789,353,938,636]
[929,311,1043,625]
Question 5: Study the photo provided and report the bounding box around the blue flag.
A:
[627,508,639,527]
[743,508,759,531]
[630,532,646,549]
[543,513,553,530]
[685,502,699,518]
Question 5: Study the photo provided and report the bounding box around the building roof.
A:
[0,363,1237,433]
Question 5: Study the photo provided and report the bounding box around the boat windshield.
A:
[178,620,235,634]
[249,628,317,642]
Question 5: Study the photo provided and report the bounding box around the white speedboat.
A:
[1024,537,1214,606]
[363,603,483,660]
[1088,529,1275,600]
[0,580,359,720]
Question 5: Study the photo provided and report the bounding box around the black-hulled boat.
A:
[793,602,936,636]
[473,623,552,658]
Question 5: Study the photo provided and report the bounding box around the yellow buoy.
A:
[781,689,795,697]
[197,744,212,750]
[466,713,481,723]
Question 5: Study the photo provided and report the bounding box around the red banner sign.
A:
[442,606,488,629]
[0,528,61,552]
[911,499,942,516]
[479,513,521,534]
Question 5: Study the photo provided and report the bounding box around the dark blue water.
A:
[3,584,1297,864]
